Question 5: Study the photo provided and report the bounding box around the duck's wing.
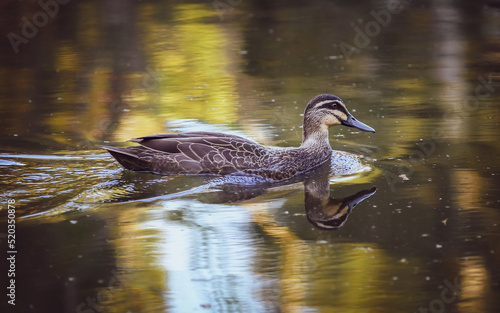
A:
[129,132,261,156]
[106,132,268,175]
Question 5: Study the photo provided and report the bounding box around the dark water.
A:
[1,0,500,312]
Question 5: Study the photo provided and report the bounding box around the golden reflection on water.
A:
[93,197,411,313]
[458,256,489,313]
[116,3,240,141]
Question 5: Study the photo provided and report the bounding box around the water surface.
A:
[1,0,500,312]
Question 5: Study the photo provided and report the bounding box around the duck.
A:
[304,174,377,230]
[101,94,375,181]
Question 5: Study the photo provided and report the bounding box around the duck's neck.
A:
[300,116,332,151]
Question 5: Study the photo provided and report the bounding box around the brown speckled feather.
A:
[102,131,330,180]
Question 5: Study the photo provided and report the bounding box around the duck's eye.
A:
[317,100,341,110]
[327,102,340,110]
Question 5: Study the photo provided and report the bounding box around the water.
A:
[1,0,500,312]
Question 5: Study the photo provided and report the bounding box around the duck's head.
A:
[302,94,375,143]
[305,184,378,231]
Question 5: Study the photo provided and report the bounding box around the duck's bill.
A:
[342,115,376,133]
[343,187,378,210]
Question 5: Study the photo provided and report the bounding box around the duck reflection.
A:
[303,175,377,230]
[79,157,376,230]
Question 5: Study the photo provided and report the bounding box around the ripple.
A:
[0,159,25,166]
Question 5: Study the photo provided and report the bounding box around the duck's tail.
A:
[100,145,152,172]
